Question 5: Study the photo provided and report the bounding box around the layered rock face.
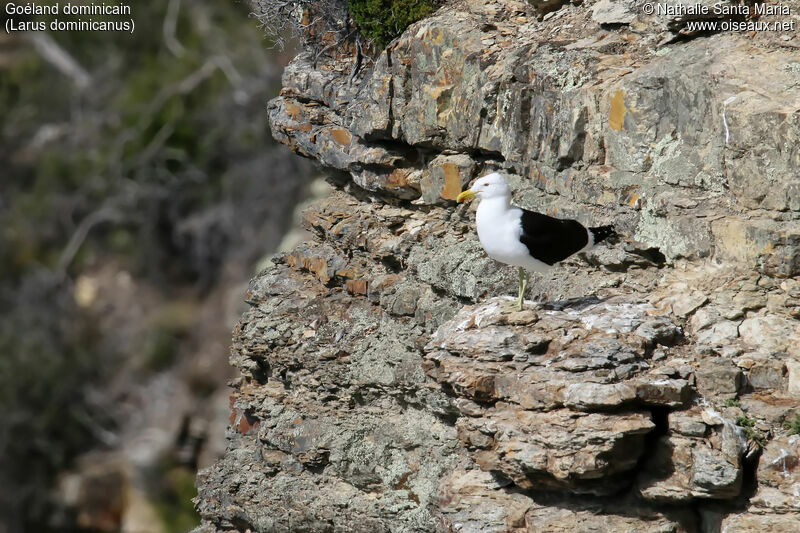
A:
[195,1,800,531]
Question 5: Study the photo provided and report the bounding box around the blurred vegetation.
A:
[1,3,301,288]
[0,1,312,532]
[0,274,106,531]
[154,460,202,533]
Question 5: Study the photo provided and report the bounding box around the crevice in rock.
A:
[663,29,723,46]
[385,47,395,136]
[303,460,328,475]
[427,282,474,307]
[379,254,404,272]
[324,168,359,190]
[466,145,506,162]
[350,389,369,407]
[628,405,672,489]
[650,406,672,440]
[227,514,256,533]
[519,85,533,136]
[627,245,668,267]
[368,139,423,162]
[473,108,487,153]
[556,107,588,171]
[251,358,271,384]
[738,443,762,504]
[535,294,605,311]
[325,169,415,205]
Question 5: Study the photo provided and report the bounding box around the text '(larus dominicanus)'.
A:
[457,172,616,310]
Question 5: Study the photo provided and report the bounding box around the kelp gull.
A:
[457,172,616,310]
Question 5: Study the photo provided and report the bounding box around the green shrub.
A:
[347,0,438,48]
[784,413,800,435]
[736,414,767,447]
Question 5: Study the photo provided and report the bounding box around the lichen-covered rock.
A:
[196,0,800,531]
[637,421,746,501]
[719,435,800,532]
[719,513,800,533]
[750,436,800,513]
[272,0,800,273]
[438,466,697,533]
[591,0,636,25]
[461,406,654,494]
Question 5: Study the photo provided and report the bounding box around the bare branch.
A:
[134,122,175,169]
[23,33,91,90]
[249,0,352,53]
[57,206,126,274]
[163,0,186,58]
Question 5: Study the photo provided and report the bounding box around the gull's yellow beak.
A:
[457,189,476,203]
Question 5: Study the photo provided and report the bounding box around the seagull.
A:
[456,172,616,310]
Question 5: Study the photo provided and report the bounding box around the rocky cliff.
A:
[194,1,800,531]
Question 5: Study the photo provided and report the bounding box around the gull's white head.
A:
[457,172,510,203]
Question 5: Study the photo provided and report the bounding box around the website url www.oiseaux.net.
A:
[684,19,796,32]
[640,3,797,32]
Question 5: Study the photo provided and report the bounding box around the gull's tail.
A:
[589,225,616,245]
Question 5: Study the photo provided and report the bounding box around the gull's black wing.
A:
[518,209,589,265]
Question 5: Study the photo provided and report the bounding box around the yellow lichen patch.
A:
[372,274,400,291]
[336,267,366,280]
[286,252,331,283]
[440,163,462,200]
[609,90,627,131]
[346,279,369,296]
[285,102,304,121]
[330,128,352,146]
[304,257,330,282]
[387,168,411,188]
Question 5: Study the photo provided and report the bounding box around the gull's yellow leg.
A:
[517,267,528,311]
[523,270,529,305]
